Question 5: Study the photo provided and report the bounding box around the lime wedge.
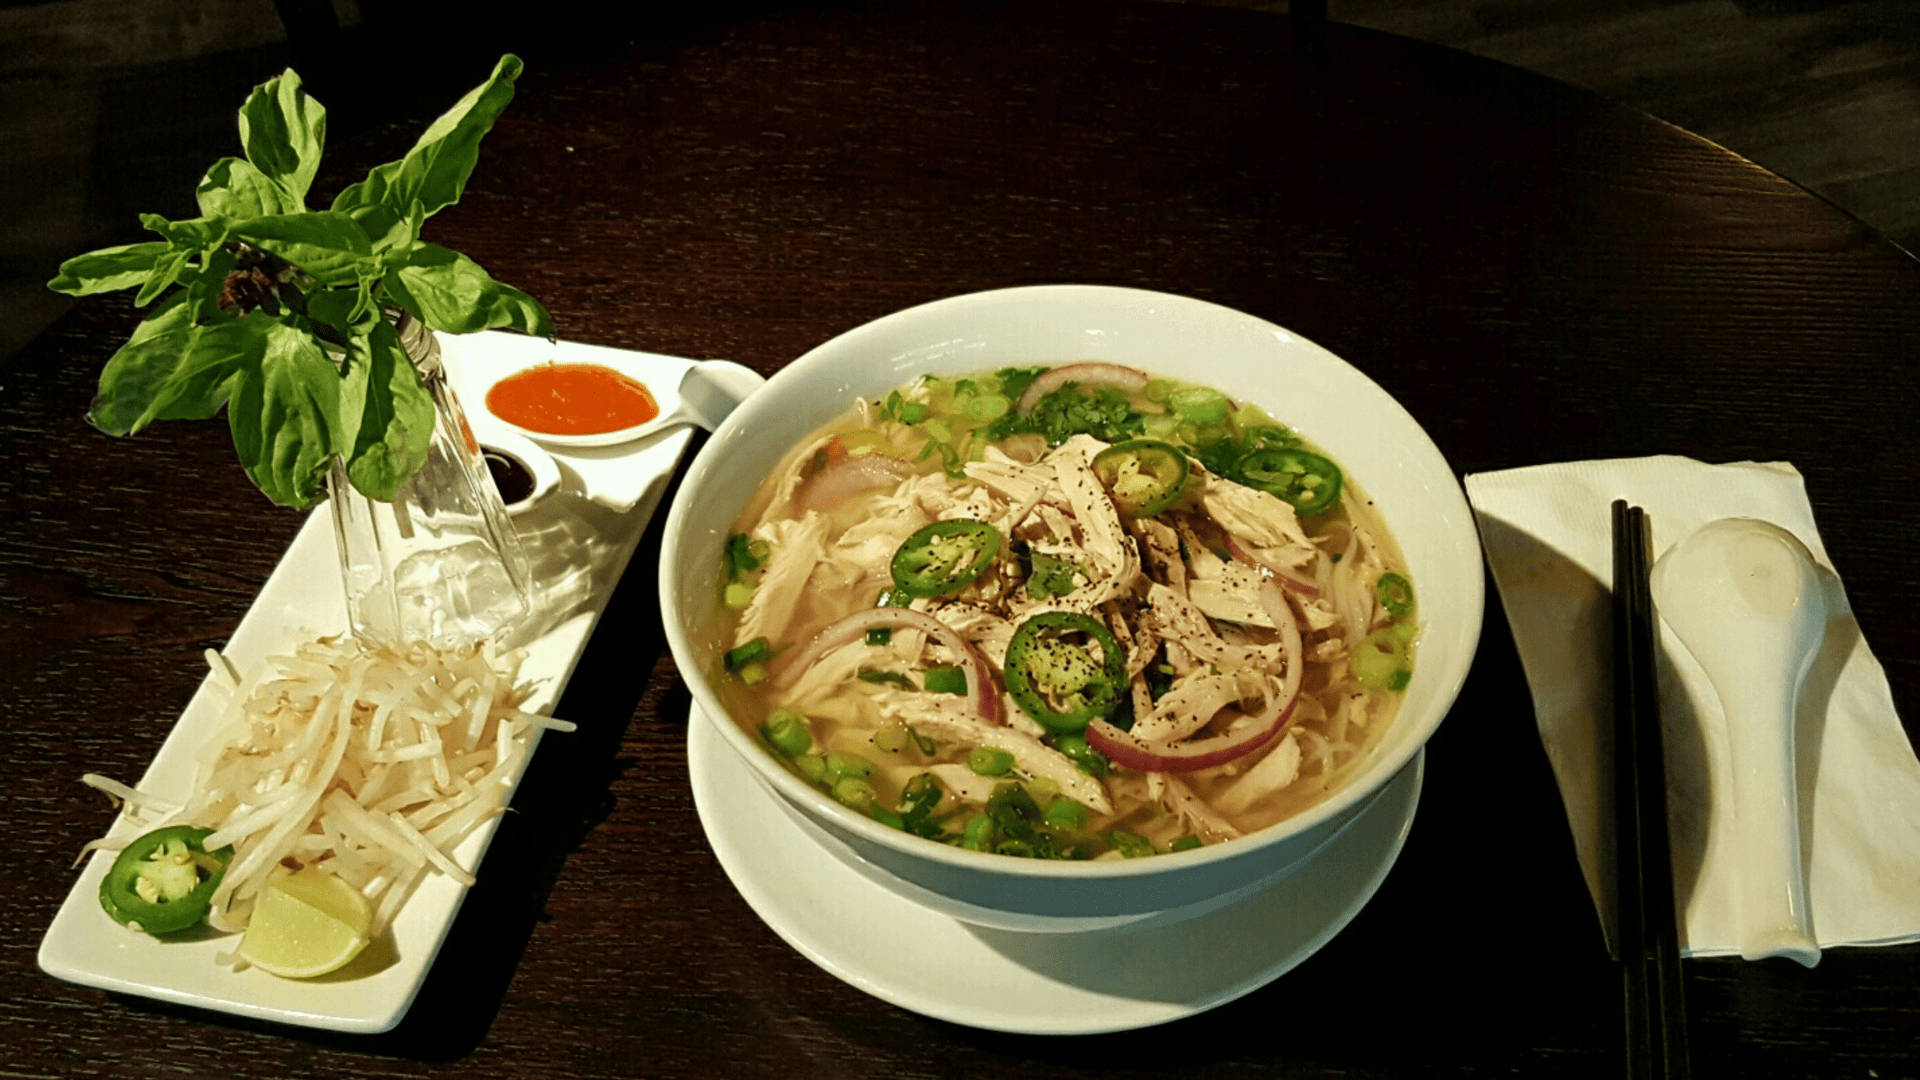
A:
[237,869,373,979]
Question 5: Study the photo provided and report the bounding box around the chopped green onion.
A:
[1168,386,1230,425]
[831,776,876,809]
[724,533,763,576]
[1237,421,1299,452]
[900,772,944,817]
[793,753,827,783]
[1352,626,1413,692]
[885,774,947,839]
[1106,830,1156,858]
[1051,733,1111,776]
[762,709,812,756]
[724,636,771,671]
[899,401,928,424]
[968,747,1015,776]
[1043,798,1089,832]
[723,581,755,608]
[873,725,910,753]
[736,661,767,685]
[924,665,967,696]
[966,393,1010,421]
[1169,835,1203,852]
[858,668,915,689]
[961,813,996,851]
[824,752,877,782]
[1142,412,1180,439]
[866,627,892,646]
[1375,572,1415,617]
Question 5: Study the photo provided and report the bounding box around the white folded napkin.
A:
[1464,456,1920,960]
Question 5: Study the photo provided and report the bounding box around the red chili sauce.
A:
[485,362,659,436]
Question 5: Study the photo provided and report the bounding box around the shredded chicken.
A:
[723,376,1413,854]
[891,701,1113,813]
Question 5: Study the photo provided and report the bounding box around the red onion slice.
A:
[1224,534,1321,598]
[795,454,915,514]
[773,606,1002,724]
[1088,696,1296,773]
[1014,362,1150,415]
[1085,578,1304,773]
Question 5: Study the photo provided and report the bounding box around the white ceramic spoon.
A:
[504,358,766,512]
[1651,518,1826,967]
[511,359,764,449]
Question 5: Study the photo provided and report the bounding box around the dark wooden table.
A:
[5,3,1916,1076]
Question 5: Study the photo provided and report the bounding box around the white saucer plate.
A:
[688,705,1423,1035]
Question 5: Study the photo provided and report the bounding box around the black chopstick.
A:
[1611,500,1690,1080]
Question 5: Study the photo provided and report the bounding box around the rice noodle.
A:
[79,635,573,940]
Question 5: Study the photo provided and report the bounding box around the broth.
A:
[714,363,1416,859]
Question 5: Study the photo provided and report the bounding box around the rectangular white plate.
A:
[37,331,730,1033]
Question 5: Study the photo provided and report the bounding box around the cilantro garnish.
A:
[985,382,1146,446]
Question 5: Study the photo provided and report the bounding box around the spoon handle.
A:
[1712,673,1819,966]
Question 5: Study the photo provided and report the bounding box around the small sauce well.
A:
[483,446,537,505]
[473,427,560,514]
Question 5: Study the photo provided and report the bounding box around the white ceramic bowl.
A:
[660,285,1483,933]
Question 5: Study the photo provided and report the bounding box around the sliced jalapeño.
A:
[890,520,1003,598]
[1235,447,1343,515]
[1004,611,1129,733]
[98,825,232,935]
[1091,438,1191,517]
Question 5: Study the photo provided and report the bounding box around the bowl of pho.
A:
[660,285,1482,933]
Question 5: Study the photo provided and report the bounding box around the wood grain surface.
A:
[3,3,1915,1077]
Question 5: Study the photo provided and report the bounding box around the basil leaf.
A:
[182,246,240,322]
[140,213,230,250]
[347,201,421,257]
[53,54,545,511]
[385,243,552,336]
[238,69,325,205]
[133,250,190,307]
[89,300,254,435]
[197,156,298,219]
[331,54,523,221]
[336,318,434,501]
[231,211,373,285]
[47,242,171,296]
[484,281,551,337]
[303,287,368,339]
[226,318,344,508]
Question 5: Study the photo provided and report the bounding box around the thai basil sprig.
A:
[48,55,551,509]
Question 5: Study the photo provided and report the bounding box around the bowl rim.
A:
[661,283,1484,880]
